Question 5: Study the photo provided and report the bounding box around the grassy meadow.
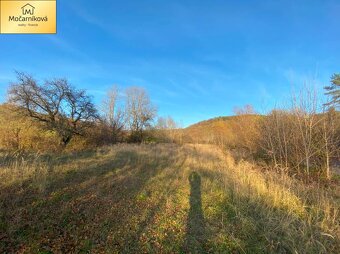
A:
[0,144,339,253]
[1,1,339,253]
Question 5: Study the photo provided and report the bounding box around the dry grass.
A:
[0,144,339,253]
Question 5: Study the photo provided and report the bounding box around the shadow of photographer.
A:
[183,171,206,253]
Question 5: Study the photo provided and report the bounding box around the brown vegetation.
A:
[8,72,98,146]
[0,144,339,253]
[0,72,339,253]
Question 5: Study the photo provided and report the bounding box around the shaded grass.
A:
[182,172,207,253]
[0,144,339,253]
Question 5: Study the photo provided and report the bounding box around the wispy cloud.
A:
[281,67,325,92]
[45,36,90,60]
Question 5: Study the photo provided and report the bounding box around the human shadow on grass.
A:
[182,171,207,253]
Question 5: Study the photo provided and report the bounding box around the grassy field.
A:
[0,144,339,253]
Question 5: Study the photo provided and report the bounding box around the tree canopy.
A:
[8,72,98,146]
[324,73,340,109]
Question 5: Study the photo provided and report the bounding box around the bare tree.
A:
[291,86,321,177]
[317,106,339,180]
[156,116,180,143]
[125,87,156,142]
[8,72,98,146]
[101,86,125,143]
[233,104,256,115]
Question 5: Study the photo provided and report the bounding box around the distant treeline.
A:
[185,75,340,180]
[0,72,339,180]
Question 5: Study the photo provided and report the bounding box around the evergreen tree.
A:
[324,74,340,109]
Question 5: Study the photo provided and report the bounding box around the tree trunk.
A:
[325,150,330,180]
[61,135,72,147]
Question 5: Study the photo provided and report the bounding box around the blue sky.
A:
[0,0,339,126]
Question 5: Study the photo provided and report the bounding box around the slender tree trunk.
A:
[325,149,330,180]
[323,121,331,180]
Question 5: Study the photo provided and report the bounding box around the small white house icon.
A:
[21,3,35,15]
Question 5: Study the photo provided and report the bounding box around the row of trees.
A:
[2,71,339,179]
[101,85,157,143]
[260,76,339,179]
[4,72,177,149]
[235,75,340,180]
[260,98,339,179]
[183,74,339,180]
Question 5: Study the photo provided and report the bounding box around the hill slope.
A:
[183,115,262,147]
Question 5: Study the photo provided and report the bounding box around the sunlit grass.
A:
[0,144,339,253]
